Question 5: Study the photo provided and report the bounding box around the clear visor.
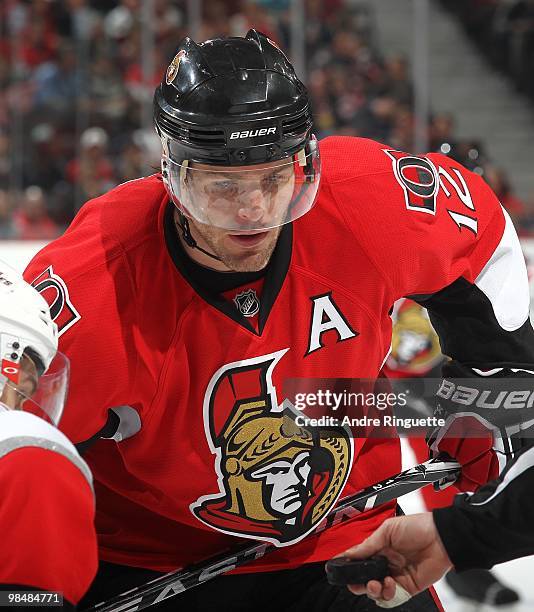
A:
[0,351,69,426]
[165,145,321,231]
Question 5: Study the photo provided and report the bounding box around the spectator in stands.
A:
[384,55,413,106]
[299,0,334,58]
[116,132,145,183]
[390,103,414,151]
[87,55,129,124]
[484,165,527,228]
[19,11,59,71]
[58,0,102,41]
[429,113,457,154]
[364,96,398,142]
[12,186,60,240]
[66,127,116,211]
[34,42,80,115]
[200,1,233,38]
[228,1,278,41]
[307,69,336,136]
[104,0,138,41]
[24,124,66,192]
[153,0,183,42]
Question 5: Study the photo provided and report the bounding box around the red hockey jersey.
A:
[24,136,531,574]
[0,411,97,605]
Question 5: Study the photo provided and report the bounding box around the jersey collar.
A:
[163,202,292,335]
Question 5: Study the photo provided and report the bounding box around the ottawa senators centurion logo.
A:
[166,50,185,85]
[388,300,442,374]
[191,350,353,547]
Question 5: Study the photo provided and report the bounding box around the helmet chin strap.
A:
[175,211,222,263]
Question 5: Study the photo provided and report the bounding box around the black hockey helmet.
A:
[154,29,313,166]
[154,30,321,232]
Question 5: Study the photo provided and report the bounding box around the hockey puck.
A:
[325,556,389,586]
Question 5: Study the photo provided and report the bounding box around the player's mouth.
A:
[228,231,269,249]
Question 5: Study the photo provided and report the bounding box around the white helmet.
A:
[0,261,68,425]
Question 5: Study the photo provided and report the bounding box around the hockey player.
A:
[0,262,97,609]
[341,442,534,607]
[24,31,534,611]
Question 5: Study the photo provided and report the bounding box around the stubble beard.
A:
[193,221,282,272]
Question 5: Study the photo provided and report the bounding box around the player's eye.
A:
[261,173,289,193]
[206,180,239,198]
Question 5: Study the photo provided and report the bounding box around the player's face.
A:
[183,159,294,271]
[0,354,39,410]
[187,215,282,272]
[188,160,295,229]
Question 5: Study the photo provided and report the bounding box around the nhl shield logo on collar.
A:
[234,289,260,318]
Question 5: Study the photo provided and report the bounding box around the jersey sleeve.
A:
[0,447,97,606]
[433,444,534,571]
[23,204,138,444]
[329,140,534,369]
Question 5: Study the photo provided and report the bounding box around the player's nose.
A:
[236,188,266,223]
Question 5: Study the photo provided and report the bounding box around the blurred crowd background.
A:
[441,0,534,101]
[1,0,533,240]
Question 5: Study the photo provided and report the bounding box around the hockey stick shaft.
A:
[86,456,460,612]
